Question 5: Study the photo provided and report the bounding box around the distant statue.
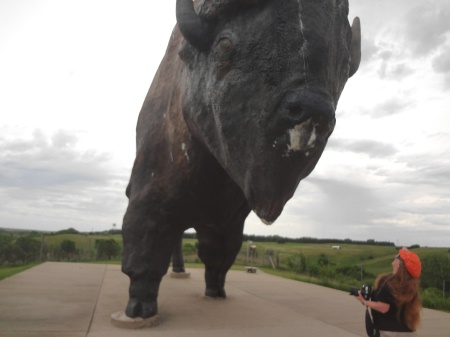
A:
[120,0,361,321]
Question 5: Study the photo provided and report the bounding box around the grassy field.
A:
[4,233,449,276]
[2,233,449,311]
[35,234,450,277]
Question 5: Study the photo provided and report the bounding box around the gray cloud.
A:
[292,177,394,231]
[371,45,416,80]
[393,153,450,188]
[0,129,112,188]
[391,63,414,77]
[351,0,449,84]
[51,129,79,149]
[328,138,398,158]
[404,2,450,56]
[361,37,379,64]
[432,45,450,90]
[0,129,128,231]
[287,151,450,245]
[371,97,411,118]
[432,48,450,74]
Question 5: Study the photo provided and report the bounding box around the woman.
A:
[356,248,422,336]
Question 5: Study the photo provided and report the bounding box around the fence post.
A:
[39,234,44,262]
[444,280,446,299]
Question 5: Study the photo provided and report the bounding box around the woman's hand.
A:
[355,290,390,314]
[355,290,365,305]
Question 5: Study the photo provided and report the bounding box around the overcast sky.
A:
[1,0,449,247]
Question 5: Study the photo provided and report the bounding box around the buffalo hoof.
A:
[172,266,186,273]
[205,287,226,298]
[125,297,158,319]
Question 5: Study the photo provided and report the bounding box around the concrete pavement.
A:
[0,262,449,337]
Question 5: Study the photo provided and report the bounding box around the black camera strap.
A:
[365,307,380,337]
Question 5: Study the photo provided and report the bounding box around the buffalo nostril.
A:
[282,90,335,125]
[268,89,335,140]
[286,101,309,121]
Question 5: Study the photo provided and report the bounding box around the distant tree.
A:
[60,240,77,260]
[56,228,79,235]
[61,240,76,253]
[95,239,120,260]
[15,236,41,263]
[108,229,122,235]
[0,233,12,247]
[0,233,16,264]
[0,243,22,265]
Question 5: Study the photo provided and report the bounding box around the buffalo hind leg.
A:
[171,235,185,273]
[121,209,179,318]
[196,214,247,298]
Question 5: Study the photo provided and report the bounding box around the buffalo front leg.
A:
[121,209,178,318]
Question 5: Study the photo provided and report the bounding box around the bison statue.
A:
[121,0,361,319]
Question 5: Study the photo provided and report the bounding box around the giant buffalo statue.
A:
[121,0,361,319]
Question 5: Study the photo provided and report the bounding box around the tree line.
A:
[243,235,396,247]
[0,232,121,265]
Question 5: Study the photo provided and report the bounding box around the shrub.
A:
[183,243,197,253]
[308,264,319,277]
[319,265,337,279]
[421,253,450,294]
[336,265,376,281]
[317,253,331,266]
[95,239,121,260]
[286,253,307,273]
[421,288,450,311]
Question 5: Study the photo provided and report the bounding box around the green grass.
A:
[0,263,40,281]
[43,233,123,252]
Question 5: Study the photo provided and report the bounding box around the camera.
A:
[349,284,372,300]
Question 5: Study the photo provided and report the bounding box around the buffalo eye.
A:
[214,36,235,79]
[217,37,234,53]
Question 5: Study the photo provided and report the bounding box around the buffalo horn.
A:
[176,0,213,51]
[349,17,361,77]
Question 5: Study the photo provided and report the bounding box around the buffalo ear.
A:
[349,17,361,77]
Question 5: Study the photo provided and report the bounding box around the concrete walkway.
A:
[0,262,449,337]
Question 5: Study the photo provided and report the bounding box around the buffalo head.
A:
[176,0,361,224]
